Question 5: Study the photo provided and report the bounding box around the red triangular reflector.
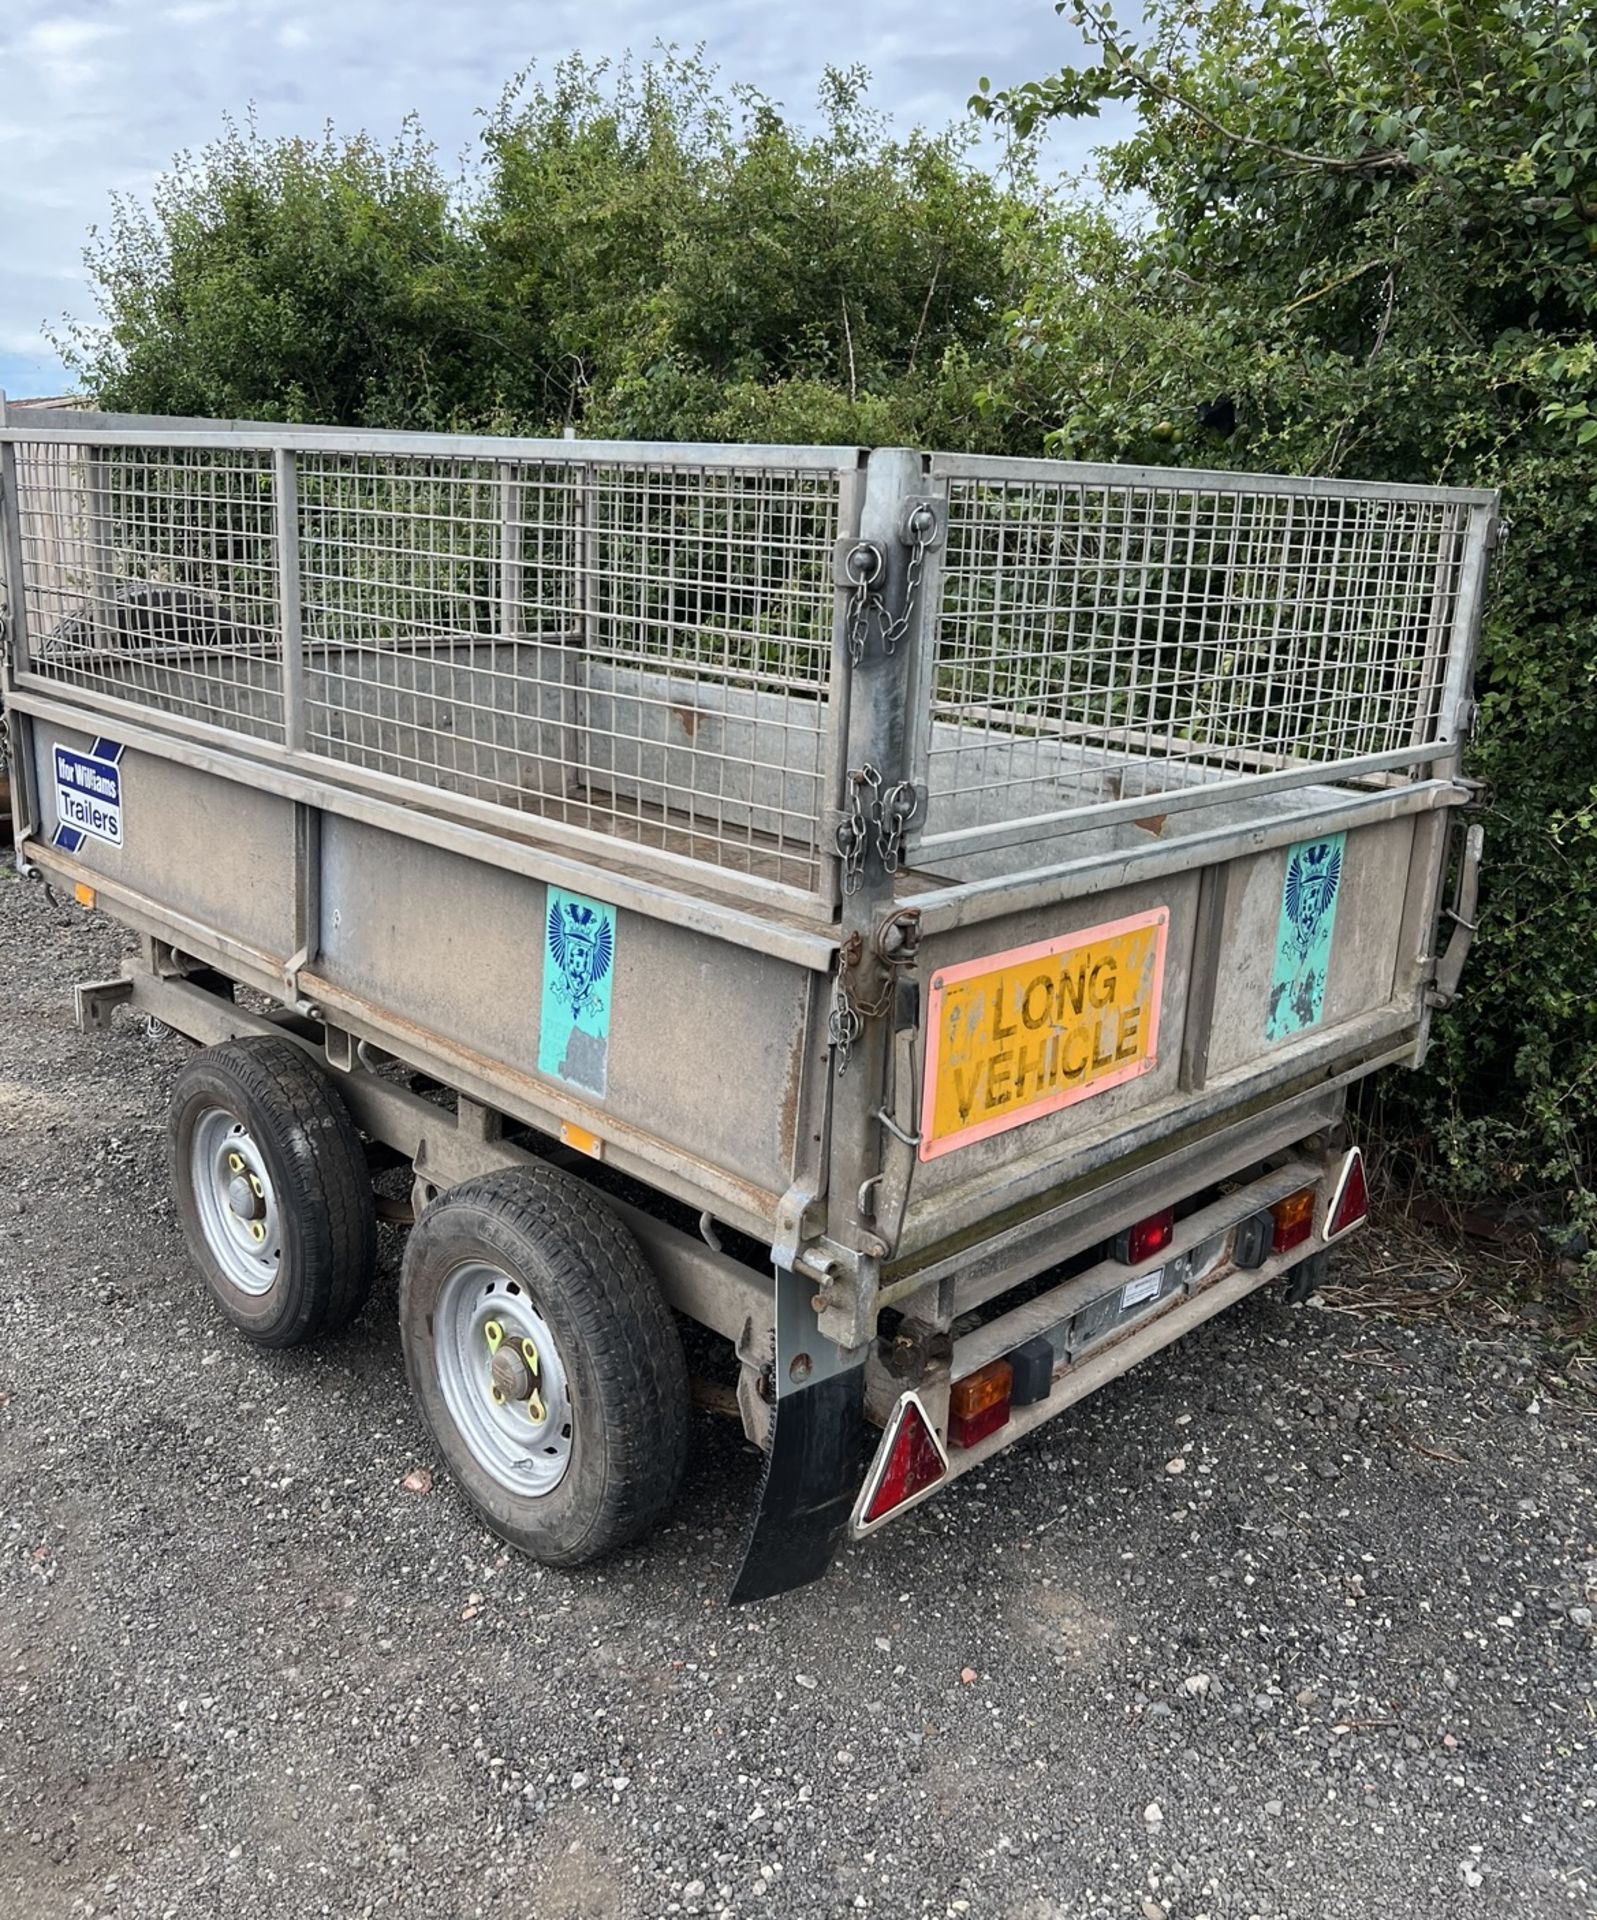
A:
[863,1396,946,1526]
[1328,1149,1369,1239]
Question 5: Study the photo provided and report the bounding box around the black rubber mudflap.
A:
[1285,1247,1331,1305]
[728,1366,866,1604]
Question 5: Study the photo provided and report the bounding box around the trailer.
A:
[0,401,1493,1598]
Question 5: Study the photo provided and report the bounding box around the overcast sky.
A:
[0,1,1130,401]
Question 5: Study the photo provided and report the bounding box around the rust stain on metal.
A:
[673,705,701,739]
[777,1019,807,1154]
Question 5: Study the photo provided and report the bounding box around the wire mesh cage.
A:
[2,427,1491,901]
[17,438,283,745]
[913,463,1477,853]
[7,433,852,898]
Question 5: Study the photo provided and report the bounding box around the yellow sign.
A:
[920,907,1170,1161]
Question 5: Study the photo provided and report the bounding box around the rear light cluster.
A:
[1234,1148,1370,1269]
[858,1151,1373,1533]
[1270,1185,1316,1255]
[948,1360,1013,1449]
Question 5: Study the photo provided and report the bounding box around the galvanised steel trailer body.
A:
[0,402,1493,1596]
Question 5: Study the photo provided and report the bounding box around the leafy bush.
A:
[65,54,1053,448]
[976,0,1597,1245]
[61,115,478,427]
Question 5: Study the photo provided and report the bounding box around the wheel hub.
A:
[490,1345,533,1401]
[189,1109,282,1295]
[434,1267,573,1497]
[227,1172,264,1220]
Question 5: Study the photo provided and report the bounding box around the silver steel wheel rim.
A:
[189,1106,282,1297]
[434,1261,574,1497]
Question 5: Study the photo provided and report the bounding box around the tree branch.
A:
[1075,1,1419,177]
[1368,266,1399,363]
[907,254,942,376]
[1281,258,1387,314]
[841,294,858,403]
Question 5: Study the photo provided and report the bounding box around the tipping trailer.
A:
[0,403,1493,1597]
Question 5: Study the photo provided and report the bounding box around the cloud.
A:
[16,12,126,96]
[0,0,1128,400]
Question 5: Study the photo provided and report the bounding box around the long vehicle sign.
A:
[920,907,1169,1161]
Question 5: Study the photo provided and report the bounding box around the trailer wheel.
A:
[399,1168,689,1566]
[168,1037,377,1347]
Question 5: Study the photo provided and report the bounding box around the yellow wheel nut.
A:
[526,1390,546,1425]
[484,1320,503,1352]
[520,1337,540,1376]
[227,1152,245,1174]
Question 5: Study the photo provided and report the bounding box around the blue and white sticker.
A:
[52,738,125,852]
[1265,832,1345,1042]
[538,887,615,1096]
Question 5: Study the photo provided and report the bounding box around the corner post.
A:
[821,446,927,1338]
[727,448,934,1604]
[0,392,34,681]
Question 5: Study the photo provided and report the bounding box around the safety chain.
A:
[829,912,922,1076]
[837,500,940,665]
[842,544,884,667]
[876,779,920,874]
[877,503,938,656]
[828,964,867,1075]
[835,766,922,892]
[835,763,882,895]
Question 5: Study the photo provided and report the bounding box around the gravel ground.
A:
[1,852,1593,1920]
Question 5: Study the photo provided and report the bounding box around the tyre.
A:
[168,1036,377,1347]
[400,1167,689,1566]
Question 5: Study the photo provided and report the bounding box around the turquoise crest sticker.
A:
[539,888,615,1096]
[1265,834,1345,1043]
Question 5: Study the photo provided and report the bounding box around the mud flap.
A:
[728,1266,867,1604]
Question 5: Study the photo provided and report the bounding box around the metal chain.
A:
[842,544,883,666]
[829,913,921,1077]
[834,763,881,895]
[837,765,922,890]
[839,505,934,663]
[877,504,937,656]
[876,780,920,874]
[828,967,866,1075]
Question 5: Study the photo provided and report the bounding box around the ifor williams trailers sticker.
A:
[539,887,615,1097]
[1265,833,1345,1043]
[52,738,125,851]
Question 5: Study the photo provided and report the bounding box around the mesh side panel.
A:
[18,439,282,744]
[293,452,839,892]
[922,475,1465,841]
[9,439,843,895]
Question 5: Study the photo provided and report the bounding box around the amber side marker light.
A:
[853,1392,949,1534]
[558,1121,604,1160]
[948,1359,1014,1451]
